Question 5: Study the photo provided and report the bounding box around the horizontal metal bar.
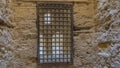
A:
[39,17,71,18]
[39,12,71,14]
[40,20,71,22]
[40,28,71,30]
[39,37,71,38]
[39,25,71,26]
[39,8,72,10]
[39,41,71,42]
[39,58,71,60]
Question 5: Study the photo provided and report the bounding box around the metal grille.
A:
[36,2,74,64]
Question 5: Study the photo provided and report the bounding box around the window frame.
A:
[36,2,74,64]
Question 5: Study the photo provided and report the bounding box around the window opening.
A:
[37,2,74,64]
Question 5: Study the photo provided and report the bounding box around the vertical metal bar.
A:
[62,9,64,62]
[66,9,70,63]
[51,9,53,63]
[58,8,60,63]
[55,9,56,63]
[46,9,48,63]
[70,4,74,64]
[36,3,40,63]
[63,9,65,63]
[43,8,45,63]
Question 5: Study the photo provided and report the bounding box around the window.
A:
[37,2,74,64]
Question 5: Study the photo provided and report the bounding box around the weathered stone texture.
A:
[94,0,120,68]
[1,0,110,68]
[0,0,13,68]
[0,0,13,27]
[1,0,120,68]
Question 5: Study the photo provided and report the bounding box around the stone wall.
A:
[0,0,107,68]
[73,1,97,68]
[11,0,37,68]
[0,0,13,68]
[10,0,96,68]
[1,0,120,68]
[94,0,120,68]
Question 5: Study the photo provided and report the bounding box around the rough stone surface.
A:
[0,0,13,27]
[2,0,120,68]
[0,0,14,68]
[94,0,120,68]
